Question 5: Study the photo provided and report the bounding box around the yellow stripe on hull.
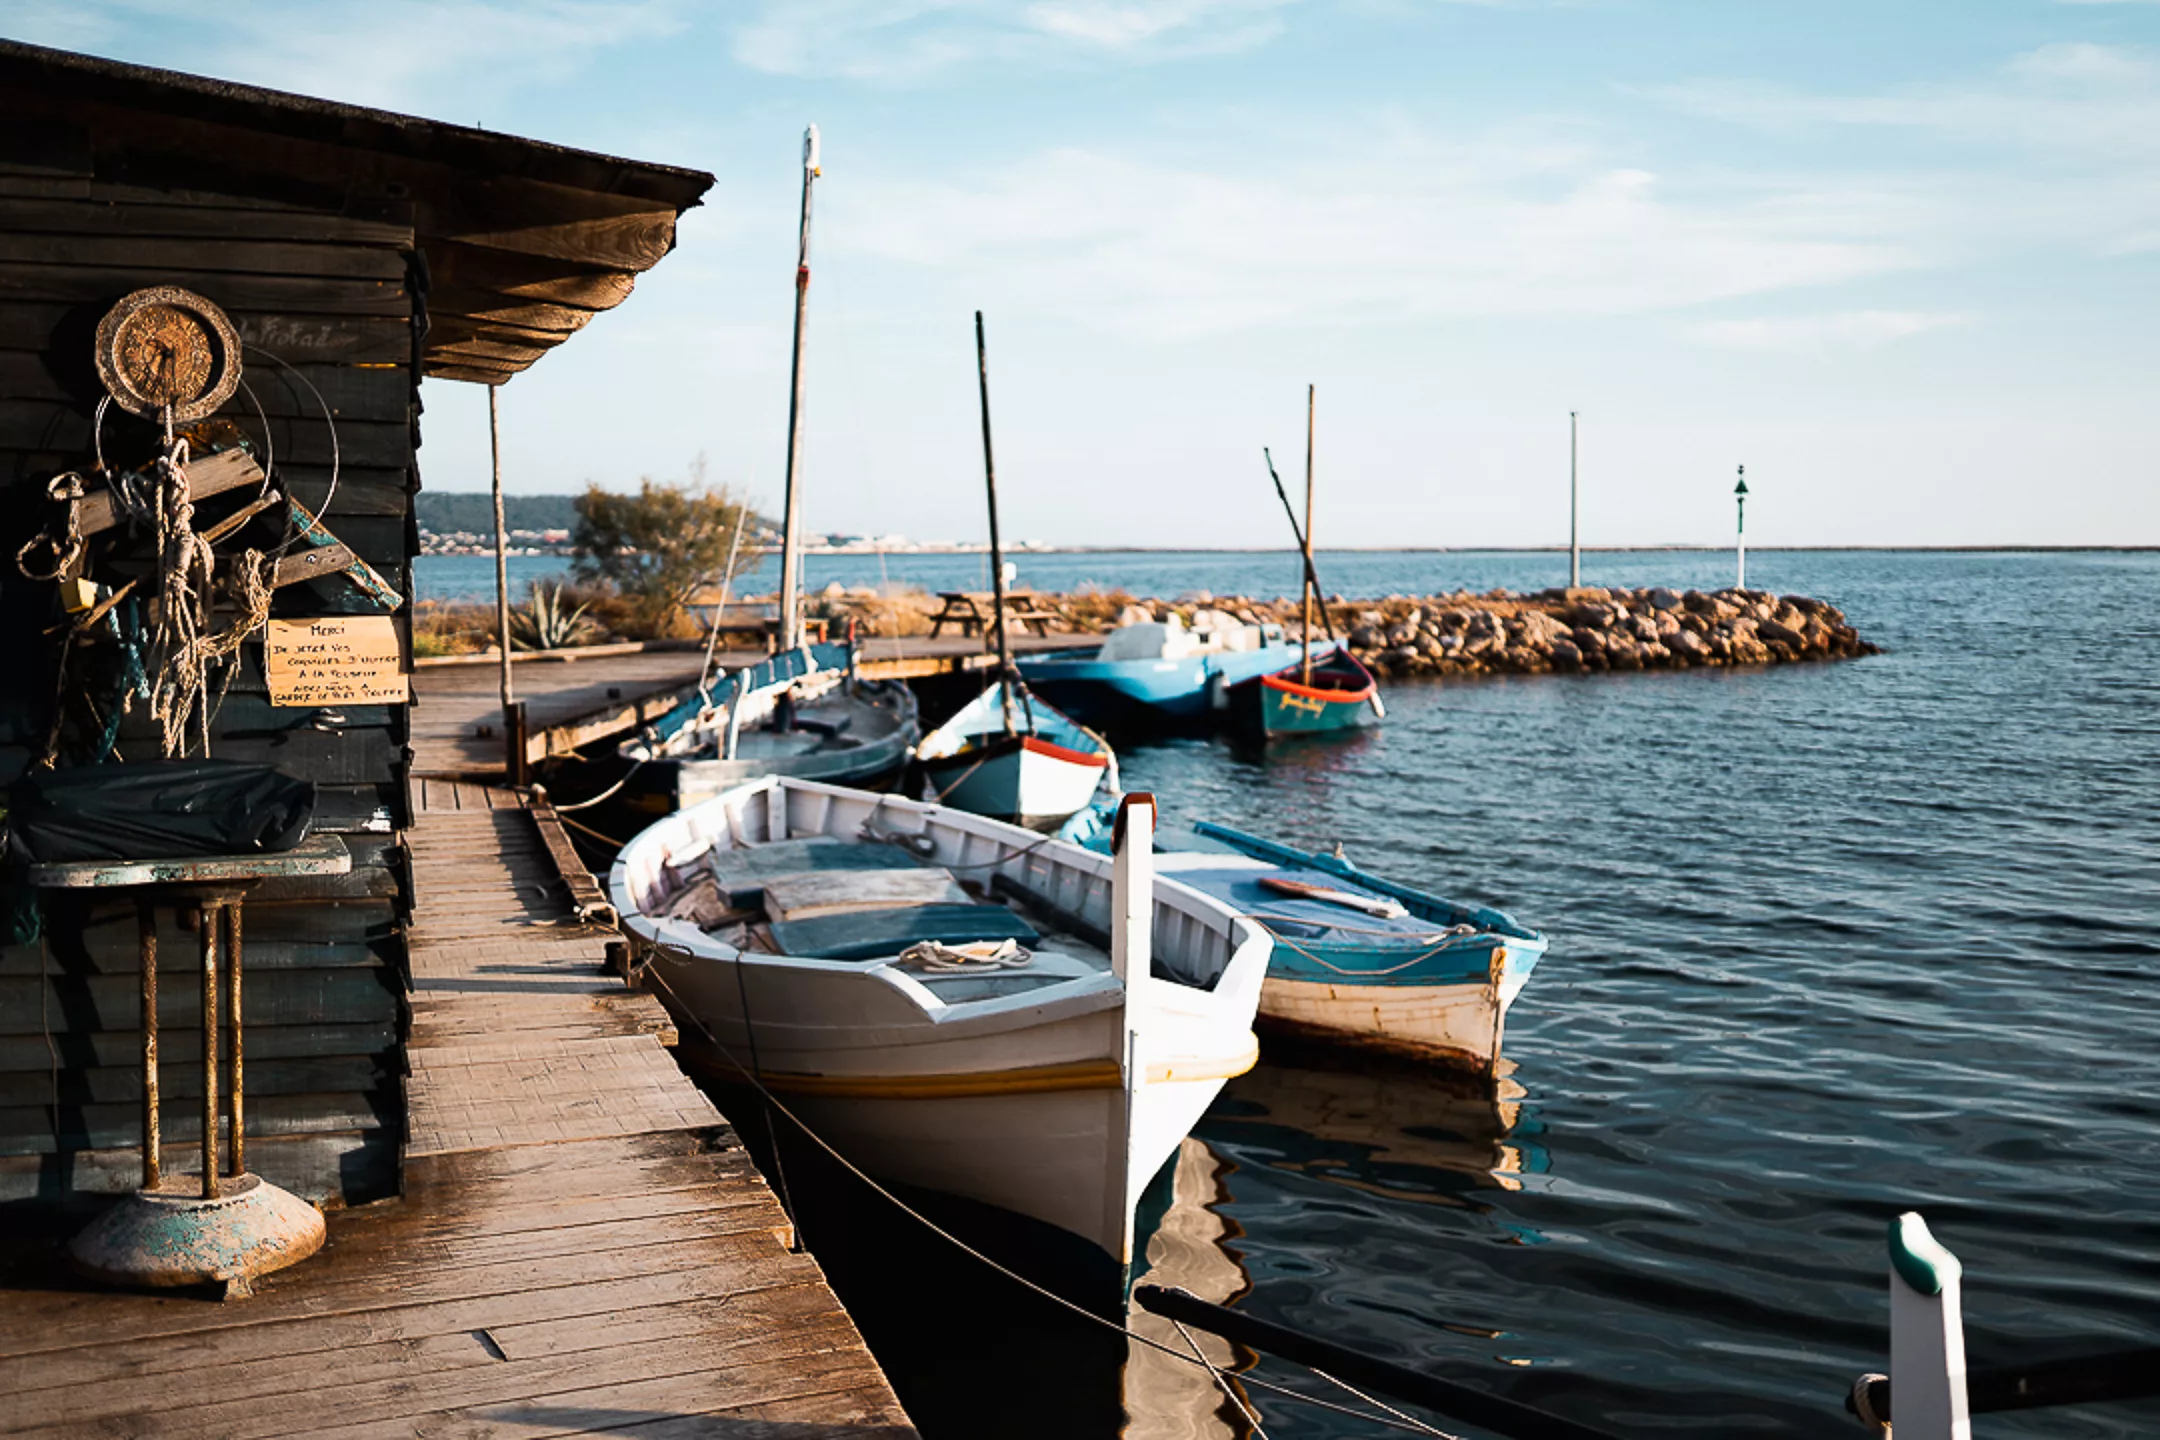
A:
[758,1033,1259,1100]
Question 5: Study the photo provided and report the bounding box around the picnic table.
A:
[927,591,1060,640]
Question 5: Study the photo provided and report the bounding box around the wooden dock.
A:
[411,634,1095,778]
[0,781,912,1439]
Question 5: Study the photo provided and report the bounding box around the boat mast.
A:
[776,125,820,654]
[1301,383,1316,687]
[975,311,1017,736]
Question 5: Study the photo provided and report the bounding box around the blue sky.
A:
[14,1,2160,546]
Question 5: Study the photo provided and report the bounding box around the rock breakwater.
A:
[818,582,1879,679]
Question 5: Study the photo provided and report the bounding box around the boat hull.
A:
[610,777,1271,1268]
[1257,933,1544,1073]
[1228,646,1379,739]
[1017,642,1312,730]
[920,733,1109,829]
[661,684,920,807]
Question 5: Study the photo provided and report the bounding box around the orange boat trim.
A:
[1019,735,1110,767]
[1261,672,1376,704]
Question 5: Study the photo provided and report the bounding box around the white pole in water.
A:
[1888,1212,1972,1440]
[1734,464,1749,590]
[1108,791,1156,1271]
[1569,411,1580,589]
[776,125,820,654]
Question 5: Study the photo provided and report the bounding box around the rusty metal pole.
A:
[137,901,159,1192]
[198,900,219,1199]
[225,902,244,1179]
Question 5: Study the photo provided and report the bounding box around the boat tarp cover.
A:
[769,903,1041,960]
[6,760,314,863]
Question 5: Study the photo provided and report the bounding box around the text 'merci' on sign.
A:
[265,617,409,706]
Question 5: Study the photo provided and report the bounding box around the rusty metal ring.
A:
[94,287,243,424]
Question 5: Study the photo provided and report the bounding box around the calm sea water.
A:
[1113,550,2160,1438]
[574,549,2160,1438]
[415,545,1856,605]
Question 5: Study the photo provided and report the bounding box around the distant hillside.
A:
[416,492,581,535]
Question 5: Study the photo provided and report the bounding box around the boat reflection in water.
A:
[1202,1046,1544,1208]
[1124,1138,1255,1440]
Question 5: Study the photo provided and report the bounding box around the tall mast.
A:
[776,125,820,653]
[1301,384,1316,687]
[976,312,1016,736]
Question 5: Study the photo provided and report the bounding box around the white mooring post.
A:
[1889,1211,1972,1440]
[1110,792,1155,988]
[1108,792,1156,1269]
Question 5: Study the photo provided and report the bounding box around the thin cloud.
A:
[1685,310,1965,352]
[731,0,1298,80]
[833,134,1919,338]
[11,0,685,112]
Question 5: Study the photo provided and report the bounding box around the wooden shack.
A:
[0,40,712,1207]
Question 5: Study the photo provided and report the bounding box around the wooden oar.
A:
[1257,875,1408,919]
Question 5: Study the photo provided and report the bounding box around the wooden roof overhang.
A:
[0,39,715,385]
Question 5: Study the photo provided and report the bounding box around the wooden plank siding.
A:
[0,143,422,1205]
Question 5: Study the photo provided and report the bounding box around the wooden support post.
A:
[490,385,516,715]
[504,700,530,788]
[1890,1212,1972,1440]
[137,902,159,1192]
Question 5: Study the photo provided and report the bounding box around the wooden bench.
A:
[928,591,1059,639]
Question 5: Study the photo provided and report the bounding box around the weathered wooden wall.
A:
[0,115,421,1206]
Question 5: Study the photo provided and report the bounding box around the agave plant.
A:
[510,580,600,651]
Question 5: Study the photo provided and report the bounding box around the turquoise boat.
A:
[1015,613,1311,731]
[1062,814,1548,1074]
[1225,643,1381,739]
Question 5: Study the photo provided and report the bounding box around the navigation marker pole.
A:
[1734,464,1749,589]
[1569,411,1580,589]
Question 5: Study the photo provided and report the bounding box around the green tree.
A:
[570,464,761,637]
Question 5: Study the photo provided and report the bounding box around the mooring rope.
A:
[632,931,1472,1438]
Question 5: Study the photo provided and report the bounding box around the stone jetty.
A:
[818,583,1879,680]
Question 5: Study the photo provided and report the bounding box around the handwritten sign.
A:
[265,617,408,706]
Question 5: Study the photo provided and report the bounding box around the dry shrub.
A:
[412,600,494,657]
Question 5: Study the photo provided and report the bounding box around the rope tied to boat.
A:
[1253,917,1488,978]
[895,938,1033,973]
[618,926,1481,1439]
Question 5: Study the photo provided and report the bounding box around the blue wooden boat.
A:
[1062,812,1547,1074]
[620,643,921,809]
[1225,642,1381,739]
[1015,613,1312,731]
[915,680,1118,830]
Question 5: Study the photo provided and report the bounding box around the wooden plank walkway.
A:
[410,635,1095,778]
[0,780,913,1439]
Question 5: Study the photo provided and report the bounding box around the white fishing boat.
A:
[609,778,1270,1271]
[916,679,1117,830]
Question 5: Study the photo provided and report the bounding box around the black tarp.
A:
[6,760,313,863]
